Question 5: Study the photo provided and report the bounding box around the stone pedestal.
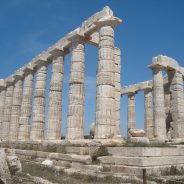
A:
[2,79,14,141]
[30,62,48,141]
[114,47,121,138]
[46,55,64,140]
[144,89,154,139]
[9,74,23,142]
[169,70,184,139]
[67,39,85,140]
[95,24,115,139]
[18,68,34,141]
[0,81,6,140]
[151,65,166,141]
[127,92,136,138]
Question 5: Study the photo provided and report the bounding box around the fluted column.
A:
[127,92,136,133]
[95,23,116,139]
[30,61,48,141]
[46,54,64,140]
[67,37,85,140]
[1,78,14,141]
[144,88,154,139]
[9,72,24,142]
[169,70,184,139]
[0,80,6,140]
[18,67,34,141]
[114,47,121,138]
[150,64,166,141]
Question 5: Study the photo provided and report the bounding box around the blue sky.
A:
[0,0,184,137]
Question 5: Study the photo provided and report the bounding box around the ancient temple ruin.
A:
[0,7,184,181]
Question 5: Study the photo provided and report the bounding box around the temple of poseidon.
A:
[1,6,184,182]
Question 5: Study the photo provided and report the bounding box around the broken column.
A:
[114,47,121,138]
[30,60,48,141]
[18,66,34,141]
[0,80,6,140]
[169,70,184,139]
[46,53,65,140]
[144,88,154,139]
[1,77,14,141]
[127,92,136,136]
[66,35,85,140]
[95,16,121,139]
[149,62,166,141]
[9,72,24,142]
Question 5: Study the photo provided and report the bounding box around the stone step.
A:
[98,155,184,167]
[107,146,184,157]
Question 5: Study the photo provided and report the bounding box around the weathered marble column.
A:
[0,80,6,140]
[30,61,48,141]
[9,72,24,142]
[67,36,85,140]
[169,70,184,139]
[150,64,166,141]
[144,88,154,139]
[127,92,136,131]
[95,18,121,139]
[1,77,14,141]
[114,47,121,138]
[46,53,64,140]
[18,66,34,141]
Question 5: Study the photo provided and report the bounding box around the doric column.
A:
[1,77,14,141]
[127,92,136,131]
[94,17,121,139]
[67,36,85,140]
[9,72,24,142]
[114,47,121,138]
[169,70,184,139]
[0,80,6,140]
[30,61,48,141]
[144,88,154,139]
[18,66,34,141]
[150,64,166,141]
[46,53,65,140]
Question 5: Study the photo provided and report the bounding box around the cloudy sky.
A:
[0,0,184,136]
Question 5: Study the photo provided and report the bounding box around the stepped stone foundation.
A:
[0,6,184,182]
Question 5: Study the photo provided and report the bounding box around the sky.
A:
[0,0,184,137]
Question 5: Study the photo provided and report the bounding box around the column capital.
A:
[127,91,137,97]
[0,79,6,90]
[23,65,34,75]
[5,76,15,87]
[13,71,24,82]
[144,87,152,93]
[149,63,164,71]
[94,16,122,29]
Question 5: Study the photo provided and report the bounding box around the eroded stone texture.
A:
[127,92,136,136]
[46,55,64,140]
[169,70,184,139]
[144,89,154,139]
[0,81,6,140]
[151,65,166,141]
[30,62,48,141]
[67,39,85,140]
[95,24,115,139]
[2,80,14,141]
[18,68,34,141]
[114,47,121,138]
[9,74,23,142]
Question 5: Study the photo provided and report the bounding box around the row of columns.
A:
[0,20,121,142]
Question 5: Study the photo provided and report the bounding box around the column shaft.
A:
[30,63,47,141]
[144,89,154,139]
[18,70,34,141]
[170,71,184,138]
[9,77,23,141]
[114,47,121,137]
[46,55,64,140]
[95,25,115,139]
[2,84,14,141]
[0,89,6,140]
[67,41,85,140]
[152,66,166,141]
